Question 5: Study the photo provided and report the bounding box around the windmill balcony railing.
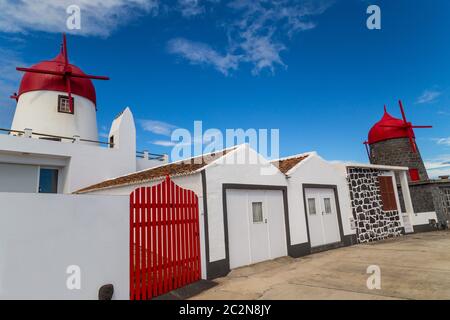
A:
[0,127,115,148]
[136,150,166,161]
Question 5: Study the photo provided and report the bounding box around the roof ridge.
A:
[271,152,315,163]
[74,145,241,194]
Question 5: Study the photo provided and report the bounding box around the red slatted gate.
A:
[129,176,201,300]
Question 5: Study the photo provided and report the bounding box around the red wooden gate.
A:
[130,176,201,300]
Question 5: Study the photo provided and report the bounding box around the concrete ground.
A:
[192,231,450,300]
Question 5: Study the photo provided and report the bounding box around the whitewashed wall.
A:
[0,107,167,194]
[287,155,356,246]
[12,91,99,142]
[0,131,134,194]
[0,193,128,300]
[411,211,438,226]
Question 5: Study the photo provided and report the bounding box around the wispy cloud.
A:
[176,0,213,17]
[167,38,240,75]
[151,140,179,147]
[168,0,333,75]
[0,0,332,74]
[416,89,442,104]
[0,0,159,37]
[434,137,450,146]
[425,155,450,178]
[138,119,178,136]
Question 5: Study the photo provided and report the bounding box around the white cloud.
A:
[168,0,333,75]
[0,0,332,74]
[151,140,178,147]
[425,155,450,178]
[167,38,240,75]
[435,137,450,146]
[416,89,442,104]
[138,119,178,136]
[176,0,220,17]
[427,166,450,179]
[177,0,204,17]
[0,0,159,37]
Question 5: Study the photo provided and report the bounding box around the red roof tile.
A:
[272,155,310,174]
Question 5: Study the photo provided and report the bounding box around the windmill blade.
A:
[398,100,408,123]
[65,76,74,113]
[379,124,408,128]
[411,125,433,129]
[408,135,417,153]
[69,73,110,80]
[62,33,70,66]
[16,67,65,77]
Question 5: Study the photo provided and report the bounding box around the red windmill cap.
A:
[17,52,97,105]
[368,109,414,144]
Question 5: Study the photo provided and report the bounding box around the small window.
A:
[39,168,58,193]
[378,176,398,211]
[409,168,420,182]
[307,198,316,215]
[323,198,332,214]
[252,202,263,223]
[58,95,74,114]
[109,135,115,148]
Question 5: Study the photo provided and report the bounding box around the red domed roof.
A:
[368,109,414,144]
[18,51,96,105]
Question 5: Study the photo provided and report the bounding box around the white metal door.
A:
[227,189,287,269]
[305,188,341,247]
[248,191,270,265]
[227,190,251,269]
[319,189,341,245]
[305,191,324,247]
[266,190,288,259]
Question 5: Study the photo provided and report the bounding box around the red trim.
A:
[16,34,109,106]
[130,177,201,300]
[409,168,420,181]
[367,101,432,153]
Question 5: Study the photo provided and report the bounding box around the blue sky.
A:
[0,0,449,176]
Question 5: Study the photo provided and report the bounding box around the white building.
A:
[78,144,437,285]
[0,35,167,194]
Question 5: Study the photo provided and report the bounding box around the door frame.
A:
[222,184,291,273]
[302,184,345,251]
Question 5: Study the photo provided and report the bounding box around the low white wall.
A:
[411,211,438,226]
[0,193,128,300]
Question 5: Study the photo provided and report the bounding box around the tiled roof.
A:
[272,154,310,174]
[75,148,235,193]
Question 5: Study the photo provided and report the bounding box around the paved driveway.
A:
[192,231,450,300]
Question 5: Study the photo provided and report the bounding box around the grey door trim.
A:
[221,184,291,276]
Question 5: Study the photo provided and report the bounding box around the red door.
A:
[130,176,201,300]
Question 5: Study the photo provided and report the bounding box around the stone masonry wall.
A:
[369,137,429,182]
[347,167,403,243]
[397,183,450,226]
